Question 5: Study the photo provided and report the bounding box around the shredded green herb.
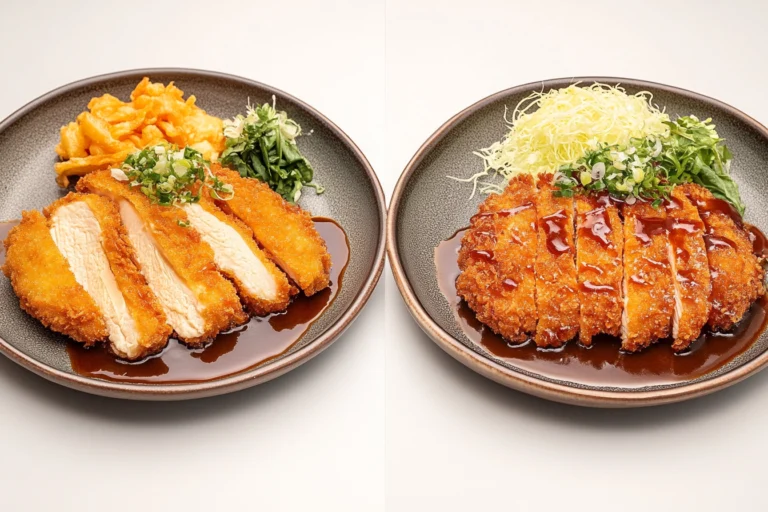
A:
[553,116,744,214]
[118,144,234,206]
[220,99,323,203]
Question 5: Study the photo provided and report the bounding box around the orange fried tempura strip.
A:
[621,201,675,352]
[2,210,108,345]
[456,175,538,342]
[682,184,764,331]
[575,194,624,346]
[211,166,331,296]
[665,187,711,350]
[533,174,579,347]
[77,170,247,346]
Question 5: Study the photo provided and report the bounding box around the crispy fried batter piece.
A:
[77,170,247,345]
[456,175,538,342]
[665,187,711,350]
[211,166,331,296]
[621,201,675,352]
[534,175,579,347]
[2,210,108,345]
[184,190,297,315]
[575,194,624,345]
[682,184,765,331]
[44,193,171,360]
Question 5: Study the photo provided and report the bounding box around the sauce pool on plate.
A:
[0,217,349,384]
[435,226,768,389]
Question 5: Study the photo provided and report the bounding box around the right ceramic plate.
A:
[388,77,768,407]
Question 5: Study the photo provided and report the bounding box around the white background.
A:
[0,1,385,511]
[2,0,768,511]
[385,1,768,511]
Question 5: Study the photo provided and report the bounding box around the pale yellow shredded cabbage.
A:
[451,83,671,196]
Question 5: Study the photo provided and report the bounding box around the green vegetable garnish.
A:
[553,116,744,215]
[220,99,323,203]
[120,144,234,206]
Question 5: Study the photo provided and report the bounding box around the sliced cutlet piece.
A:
[77,170,247,345]
[575,194,624,345]
[456,175,538,342]
[183,189,297,315]
[211,165,331,296]
[2,210,108,345]
[533,174,579,347]
[44,193,171,360]
[665,187,711,350]
[682,184,765,331]
[621,200,675,351]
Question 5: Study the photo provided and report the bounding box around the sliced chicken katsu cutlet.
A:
[682,184,764,331]
[621,200,675,352]
[77,170,247,345]
[665,187,711,350]
[211,165,331,296]
[3,194,171,360]
[457,175,538,342]
[183,189,297,315]
[3,210,109,346]
[534,174,579,347]
[575,194,624,345]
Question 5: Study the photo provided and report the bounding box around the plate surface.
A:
[388,77,768,407]
[0,68,385,400]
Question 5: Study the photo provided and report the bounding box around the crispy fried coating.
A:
[211,166,331,296]
[575,194,624,345]
[77,170,247,345]
[621,201,675,352]
[186,190,297,315]
[456,175,538,342]
[534,175,579,347]
[44,193,171,360]
[665,187,711,350]
[2,210,108,345]
[682,184,765,331]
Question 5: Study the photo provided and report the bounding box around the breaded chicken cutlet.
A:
[457,175,538,343]
[575,194,624,345]
[682,184,765,331]
[456,179,764,354]
[3,194,171,360]
[211,165,332,296]
[183,188,297,315]
[533,174,579,347]
[77,170,247,346]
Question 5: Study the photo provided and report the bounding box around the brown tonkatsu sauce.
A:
[60,218,349,384]
[541,209,571,255]
[437,225,768,388]
[580,206,613,248]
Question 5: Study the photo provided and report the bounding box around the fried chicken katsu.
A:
[3,210,109,346]
[457,175,538,342]
[665,187,711,350]
[77,170,247,345]
[575,194,624,345]
[682,184,765,331]
[533,174,579,347]
[183,189,297,315]
[456,179,764,354]
[211,166,331,296]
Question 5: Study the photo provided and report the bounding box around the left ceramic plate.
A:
[0,68,385,400]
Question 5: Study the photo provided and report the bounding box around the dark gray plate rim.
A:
[0,68,386,400]
[387,76,768,408]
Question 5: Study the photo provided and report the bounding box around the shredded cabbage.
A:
[453,83,671,196]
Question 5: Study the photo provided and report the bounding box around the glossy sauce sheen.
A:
[0,218,350,384]
[437,227,768,388]
[541,209,570,255]
[581,207,612,248]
